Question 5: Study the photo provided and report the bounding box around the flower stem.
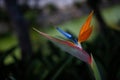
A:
[90,55,102,80]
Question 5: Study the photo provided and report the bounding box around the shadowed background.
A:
[0,0,120,80]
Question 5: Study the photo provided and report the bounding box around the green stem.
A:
[90,55,102,80]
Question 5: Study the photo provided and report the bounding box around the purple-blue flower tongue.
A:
[56,27,78,44]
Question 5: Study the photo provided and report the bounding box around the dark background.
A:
[0,0,120,80]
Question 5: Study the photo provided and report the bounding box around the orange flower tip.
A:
[78,26,93,43]
[88,11,94,19]
[78,11,94,43]
[90,11,94,15]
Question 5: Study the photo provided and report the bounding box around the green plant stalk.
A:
[90,55,102,80]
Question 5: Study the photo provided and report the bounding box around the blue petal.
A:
[56,27,78,44]
[56,27,72,39]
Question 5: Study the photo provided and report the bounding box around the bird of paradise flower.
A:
[33,11,102,80]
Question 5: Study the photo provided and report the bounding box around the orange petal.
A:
[78,11,93,42]
[79,26,93,42]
